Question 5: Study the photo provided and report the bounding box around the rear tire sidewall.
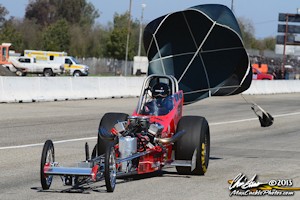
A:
[97,113,128,156]
[40,140,55,190]
[44,69,53,77]
[175,116,210,175]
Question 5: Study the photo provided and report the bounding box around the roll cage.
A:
[136,74,179,114]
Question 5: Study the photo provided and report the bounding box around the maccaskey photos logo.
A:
[228,173,300,197]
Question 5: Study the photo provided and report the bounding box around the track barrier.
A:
[0,77,299,103]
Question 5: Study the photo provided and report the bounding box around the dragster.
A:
[40,74,210,192]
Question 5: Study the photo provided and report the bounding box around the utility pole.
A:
[138,4,146,56]
[231,0,234,13]
[125,0,132,76]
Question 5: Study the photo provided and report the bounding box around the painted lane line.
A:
[1,111,300,150]
[273,111,300,118]
[210,111,300,126]
[210,117,257,126]
[0,137,97,150]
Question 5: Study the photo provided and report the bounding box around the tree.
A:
[15,18,43,51]
[130,18,143,56]
[238,17,257,49]
[0,19,23,52]
[113,12,129,29]
[0,4,8,27]
[87,25,110,57]
[42,19,70,51]
[105,12,139,60]
[77,0,100,27]
[25,0,99,27]
[25,0,57,26]
[237,17,276,51]
[106,28,128,60]
[56,0,99,27]
[261,37,276,51]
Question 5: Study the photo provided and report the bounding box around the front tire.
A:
[40,140,55,190]
[175,116,210,175]
[73,70,82,77]
[97,113,128,156]
[16,70,25,76]
[104,144,117,192]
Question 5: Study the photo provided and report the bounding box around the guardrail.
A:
[0,77,299,103]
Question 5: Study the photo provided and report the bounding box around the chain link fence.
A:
[77,57,133,76]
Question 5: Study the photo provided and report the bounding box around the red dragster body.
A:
[40,75,210,192]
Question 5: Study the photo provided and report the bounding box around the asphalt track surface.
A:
[0,94,300,200]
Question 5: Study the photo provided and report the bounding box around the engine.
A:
[113,116,164,172]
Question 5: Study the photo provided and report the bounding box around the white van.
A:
[56,56,89,76]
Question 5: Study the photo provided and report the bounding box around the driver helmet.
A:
[151,83,171,98]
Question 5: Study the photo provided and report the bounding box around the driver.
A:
[142,83,173,115]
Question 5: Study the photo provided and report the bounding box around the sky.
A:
[1,0,300,39]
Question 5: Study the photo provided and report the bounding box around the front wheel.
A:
[175,116,210,175]
[73,71,82,77]
[40,140,55,190]
[104,144,117,192]
[16,70,25,76]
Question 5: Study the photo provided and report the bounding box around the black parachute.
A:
[143,4,252,105]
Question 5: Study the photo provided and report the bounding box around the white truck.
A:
[24,50,89,76]
[133,56,148,75]
[10,56,64,76]
[55,56,89,76]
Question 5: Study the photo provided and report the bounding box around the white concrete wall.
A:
[0,77,145,103]
[0,77,299,103]
[242,80,300,95]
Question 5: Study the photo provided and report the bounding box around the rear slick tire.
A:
[40,140,55,190]
[175,116,210,175]
[97,113,128,156]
